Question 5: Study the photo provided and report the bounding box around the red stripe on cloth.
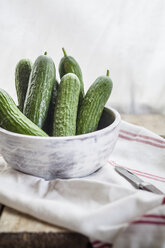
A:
[120,129,165,144]
[108,161,165,183]
[91,241,112,248]
[128,172,165,183]
[119,134,165,149]
[162,197,165,204]
[131,220,165,225]
[143,215,165,219]
[92,241,101,245]
[110,160,165,180]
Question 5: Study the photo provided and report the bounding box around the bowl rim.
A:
[0,107,121,140]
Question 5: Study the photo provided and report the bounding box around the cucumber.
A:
[53,73,80,136]
[43,80,59,135]
[0,89,48,136]
[59,48,84,104]
[15,59,32,112]
[23,53,56,128]
[76,70,113,135]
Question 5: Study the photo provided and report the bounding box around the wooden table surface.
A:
[0,114,165,247]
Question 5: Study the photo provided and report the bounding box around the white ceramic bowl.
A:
[0,107,121,180]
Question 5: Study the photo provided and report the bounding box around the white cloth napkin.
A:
[0,121,165,248]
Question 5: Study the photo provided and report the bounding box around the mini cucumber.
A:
[23,53,56,128]
[53,73,80,136]
[76,70,113,135]
[0,89,48,136]
[43,80,59,135]
[59,48,84,104]
[15,59,32,112]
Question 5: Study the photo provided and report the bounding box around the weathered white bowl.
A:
[0,107,121,180]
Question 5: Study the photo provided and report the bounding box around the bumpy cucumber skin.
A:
[15,59,32,112]
[53,73,80,137]
[59,55,84,104]
[0,89,48,136]
[43,80,59,135]
[76,75,113,135]
[23,55,56,128]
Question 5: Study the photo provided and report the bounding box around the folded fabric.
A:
[0,120,165,248]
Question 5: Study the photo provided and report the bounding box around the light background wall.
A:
[0,0,165,114]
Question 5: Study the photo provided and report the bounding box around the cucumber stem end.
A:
[106,69,110,76]
[62,48,67,57]
[44,51,47,55]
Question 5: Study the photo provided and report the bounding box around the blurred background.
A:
[0,0,165,114]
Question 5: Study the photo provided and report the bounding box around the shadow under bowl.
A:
[0,107,121,180]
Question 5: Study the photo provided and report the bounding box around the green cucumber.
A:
[15,59,32,112]
[53,73,80,136]
[43,80,59,135]
[0,89,48,136]
[23,53,56,128]
[76,70,113,135]
[59,48,84,104]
